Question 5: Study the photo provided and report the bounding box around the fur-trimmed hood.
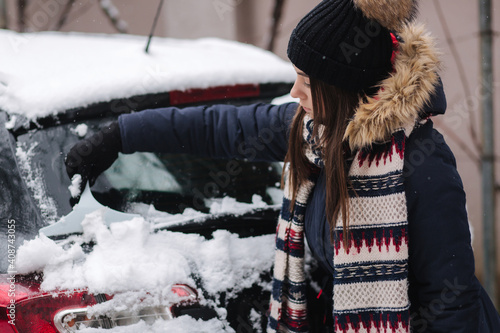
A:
[344,23,441,150]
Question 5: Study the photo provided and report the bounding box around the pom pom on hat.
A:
[353,0,419,31]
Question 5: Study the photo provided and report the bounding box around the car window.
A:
[105,153,182,193]
[15,117,284,224]
[102,151,283,214]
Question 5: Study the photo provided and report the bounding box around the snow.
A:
[207,195,268,215]
[15,233,85,275]
[4,114,16,129]
[125,193,280,231]
[15,142,59,223]
[266,186,284,205]
[69,174,83,198]
[0,29,295,119]
[17,208,275,293]
[71,123,88,137]
[16,206,276,331]
[77,316,232,333]
[249,308,263,333]
[128,203,208,230]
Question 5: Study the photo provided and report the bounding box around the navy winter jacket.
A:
[118,99,500,332]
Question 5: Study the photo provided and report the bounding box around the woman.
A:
[66,0,500,332]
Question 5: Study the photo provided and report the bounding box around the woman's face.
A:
[290,66,313,118]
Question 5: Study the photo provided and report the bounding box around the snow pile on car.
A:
[16,209,275,294]
[78,316,231,333]
[15,209,275,331]
[129,194,277,231]
[0,29,295,119]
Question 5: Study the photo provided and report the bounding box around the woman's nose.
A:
[290,80,304,99]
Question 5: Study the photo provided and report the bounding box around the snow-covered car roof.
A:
[0,29,295,120]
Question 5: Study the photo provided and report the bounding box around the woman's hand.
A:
[65,121,122,191]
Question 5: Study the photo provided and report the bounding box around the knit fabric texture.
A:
[287,0,393,93]
[268,115,411,333]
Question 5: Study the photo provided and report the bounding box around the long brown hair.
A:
[282,78,359,246]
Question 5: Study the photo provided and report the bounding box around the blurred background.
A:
[1,0,499,305]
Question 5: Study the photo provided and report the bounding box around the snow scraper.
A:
[40,183,140,238]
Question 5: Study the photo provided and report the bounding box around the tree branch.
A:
[436,121,481,169]
[0,0,8,29]
[267,0,286,52]
[433,0,482,152]
[18,0,26,32]
[99,0,127,33]
[54,0,76,31]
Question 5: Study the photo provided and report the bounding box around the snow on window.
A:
[4,114,16,129]
[15,142,59,223]
[126,194,280,231]
[127,203,208,231]
[266,187,284,205]
[69,174,83,198]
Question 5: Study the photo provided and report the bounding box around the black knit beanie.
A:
[287,0,417,93]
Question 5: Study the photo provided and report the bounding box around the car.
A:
[0,29,331,332]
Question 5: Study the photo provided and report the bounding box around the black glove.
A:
[65,121,122,190]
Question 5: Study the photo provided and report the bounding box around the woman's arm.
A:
[118,102,297,162]
[405,121,482,332]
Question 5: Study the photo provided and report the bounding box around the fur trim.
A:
[353,0,419,31]
[344,24,441,150]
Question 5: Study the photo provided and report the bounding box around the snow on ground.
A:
[0,29,295,119]
[15,206,275,331]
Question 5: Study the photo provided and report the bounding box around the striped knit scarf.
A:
[268,116,411,333]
